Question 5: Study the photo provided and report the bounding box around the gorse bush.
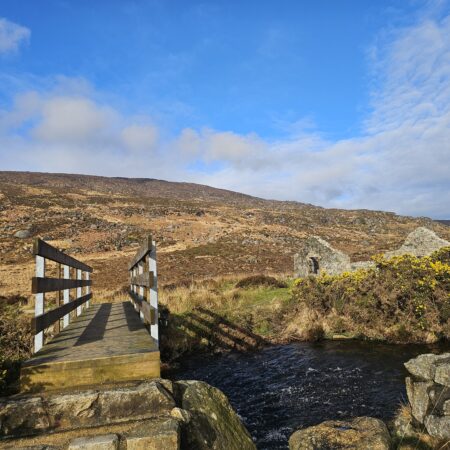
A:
[0,302,32,395]
[286,247,450,343]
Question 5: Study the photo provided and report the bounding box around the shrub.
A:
[284,248,450,343]
[0,302,32,395]
[235,275,287,289]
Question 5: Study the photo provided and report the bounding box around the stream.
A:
[171,340,449,449]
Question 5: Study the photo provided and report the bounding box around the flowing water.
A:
[171,340,449,449]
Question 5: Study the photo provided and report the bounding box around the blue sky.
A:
[0,0,449,218]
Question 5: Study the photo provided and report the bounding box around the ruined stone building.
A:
[293,236,351,277]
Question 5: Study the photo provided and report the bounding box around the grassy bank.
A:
[160,248,450,363]
[1,248,448,393]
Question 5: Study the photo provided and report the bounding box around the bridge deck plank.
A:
[21,301,159,392]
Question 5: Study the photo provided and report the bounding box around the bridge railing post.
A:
[63,264,70,328]
[34,255,45,352]
[86,271,90,308]
[149,240,158,344]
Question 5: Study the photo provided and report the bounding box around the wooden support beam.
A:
[32,277,91,294]
[130,271,154,288]
[128,290,156,325]
[33,239,93,272]
[32,293,92,335]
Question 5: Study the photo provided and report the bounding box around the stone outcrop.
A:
[294,236,351,277]
[404,353,450,440]
[0,379,256,450]
[175,380,255,450]
[288,417,391,450]
[385,227,450,258]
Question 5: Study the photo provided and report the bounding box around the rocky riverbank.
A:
[287,352,450,450]
[0,379,256,450]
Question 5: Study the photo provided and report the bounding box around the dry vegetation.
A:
[1,171,449,302]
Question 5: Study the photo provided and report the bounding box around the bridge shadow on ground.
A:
[162,306,267,359]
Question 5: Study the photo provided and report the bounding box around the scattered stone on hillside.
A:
[14,229,32,239]
[68,434,119,450]
[386,227,450,258]
[294,236,351,277]
[288,417,391,450]
[404,353,450,440]
[175,380,256,450]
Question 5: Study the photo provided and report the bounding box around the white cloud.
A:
[121,124,158,152]
[0,9,449,218]
[0,18,30,54]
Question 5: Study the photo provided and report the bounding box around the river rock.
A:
[404,353,450,381]
[404,353,450,440]
[0,381,175,438]
[424,415,450,441]
[288,417,391,450]
[175,380,256,450]
[405,377,434,423]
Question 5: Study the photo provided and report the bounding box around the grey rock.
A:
[14,229,32,239]
[125,418,180,450]
[405,377,433,423]
[68,434,119,450]
[0,381,175,438]
[385,227,449,258]
[444,399,450,415]
[289,416,391,450]
[424,414,450,440]
[175,380,256,450]
[404,353,450,381]
[435,361,450,387]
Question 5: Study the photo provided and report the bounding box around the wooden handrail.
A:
[128,235,159,345]
[33,239,93,272]
[128,235,152,270]
[32,293,92,334]
[32,277,91,294]
[31,239,93,352]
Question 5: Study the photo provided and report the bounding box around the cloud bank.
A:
[0,11,449,218]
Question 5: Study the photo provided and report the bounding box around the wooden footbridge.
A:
[20,236,160,392]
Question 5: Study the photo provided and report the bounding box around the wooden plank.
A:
[32,277,91,294]
[128,290,156,324]
[128,235,152,270]
[33,238,93,272]
[130,271,154,288]
[32,293,92,334]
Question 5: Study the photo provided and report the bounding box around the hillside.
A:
[1,171,449,300]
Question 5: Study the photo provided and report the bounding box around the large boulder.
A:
[404,353,450,440]
[404,353,450,381]
[0,381,175,438]
[175,380,256,450]
[385,227,449,258]
[288,417,391,450]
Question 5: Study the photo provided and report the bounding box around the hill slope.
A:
[1,171,449,298]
